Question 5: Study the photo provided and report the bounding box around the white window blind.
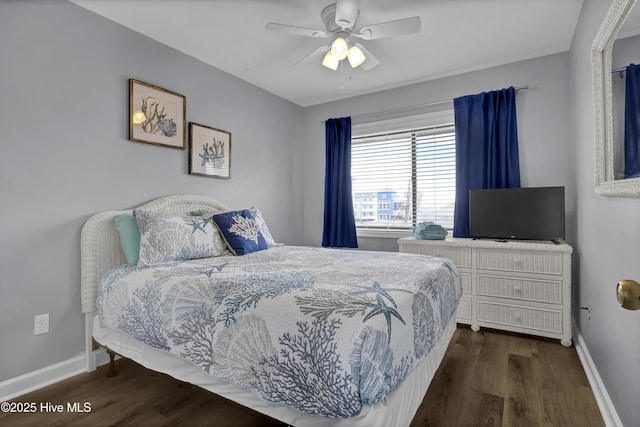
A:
[351,119,456,232]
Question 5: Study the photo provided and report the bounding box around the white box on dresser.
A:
[398,237,573,347]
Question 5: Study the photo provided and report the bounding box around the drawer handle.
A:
[514,285,522,292]
[514,313,522,321]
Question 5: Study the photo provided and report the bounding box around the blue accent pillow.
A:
[114,214,141,265]
[249,207,282,248]
[212,209,268,255]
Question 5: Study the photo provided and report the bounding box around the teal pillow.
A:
[114,214,141,265]
[212,210,268,256]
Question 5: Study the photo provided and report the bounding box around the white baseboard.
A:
[0,349,110,402]
[573,321,623,427]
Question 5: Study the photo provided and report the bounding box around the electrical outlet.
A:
[34,314,49,335]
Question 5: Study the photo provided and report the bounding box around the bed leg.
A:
[106,349,117,378]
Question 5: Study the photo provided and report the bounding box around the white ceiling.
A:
[70,0,585,107]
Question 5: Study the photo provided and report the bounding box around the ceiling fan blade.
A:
[294,45,330,66]
[335,0,361,29]
[355,43,380,71]
[265,23,328,38]
[356,16,421,40]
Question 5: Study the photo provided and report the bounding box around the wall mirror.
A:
[592,0,640,197]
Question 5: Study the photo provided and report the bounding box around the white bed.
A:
[81,194,459,427]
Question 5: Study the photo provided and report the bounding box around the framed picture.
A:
[189,122,231,178]
[129,78,186,149]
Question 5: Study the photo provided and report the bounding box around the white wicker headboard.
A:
[80,194,231,314]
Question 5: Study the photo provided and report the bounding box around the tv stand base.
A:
[398,237,572,346]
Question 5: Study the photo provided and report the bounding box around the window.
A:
[379,200,391,210]
[351,112,456,233]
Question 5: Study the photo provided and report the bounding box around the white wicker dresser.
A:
[398,237,573,346]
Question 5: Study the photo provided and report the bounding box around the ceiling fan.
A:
[265,0,421,71]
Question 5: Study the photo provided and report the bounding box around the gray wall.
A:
[569,1,640,425]
[0,0,303,381]
[612,34,640,68]
[300,53,575,250]
[2,0,639,424]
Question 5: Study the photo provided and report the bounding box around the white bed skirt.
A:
[93,315,456,427]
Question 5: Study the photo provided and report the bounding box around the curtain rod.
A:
[612,66,627,73]
[347,85,529,123]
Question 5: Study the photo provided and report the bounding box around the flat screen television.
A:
[469,186,565,241]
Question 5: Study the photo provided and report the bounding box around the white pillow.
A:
[134,209,227,267]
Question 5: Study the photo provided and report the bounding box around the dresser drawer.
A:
[456,297,472,321]
[460,272,472,294]
[476,249,563,275]
[400,244,472,268]
[477,274,562,304]
[477,300,562,334]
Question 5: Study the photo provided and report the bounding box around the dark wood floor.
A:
[1,326,604,427]
[413,327,604,427]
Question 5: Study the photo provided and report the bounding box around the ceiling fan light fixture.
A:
[331,37,349,60]
[322,50,340,70]
[347,45,366,68]
[267,2,422,74]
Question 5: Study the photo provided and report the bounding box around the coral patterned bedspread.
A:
[97,246,461,418]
